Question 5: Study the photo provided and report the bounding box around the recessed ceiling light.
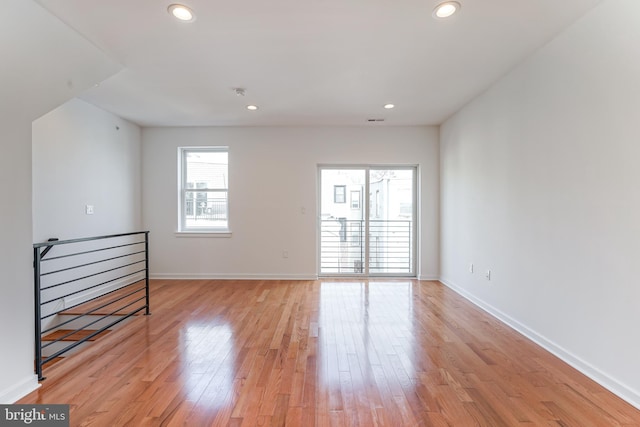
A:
[384,104,395,109]
[168,4,195,22]
[247,105,258,111]
[433,1,460,19]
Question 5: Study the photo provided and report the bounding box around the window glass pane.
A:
[184,190,228,229]
[320,169,366,275]
[369,169,414,275]
[186,151,228,190]
[334,185,346,203]
[181,148,229,231]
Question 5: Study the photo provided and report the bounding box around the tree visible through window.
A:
[179,147,229,231]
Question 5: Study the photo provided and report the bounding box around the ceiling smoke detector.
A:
[233,88,246,96]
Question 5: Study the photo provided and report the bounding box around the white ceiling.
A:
[35,0,602,127]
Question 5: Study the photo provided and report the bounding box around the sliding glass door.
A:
[319,166,416,277]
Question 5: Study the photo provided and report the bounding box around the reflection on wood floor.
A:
[19,279,640,426]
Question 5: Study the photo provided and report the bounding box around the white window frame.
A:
[176,146,231,237]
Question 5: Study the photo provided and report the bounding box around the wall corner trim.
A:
[438,277,640,411]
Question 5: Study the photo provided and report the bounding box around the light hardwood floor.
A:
[20,279,640,426]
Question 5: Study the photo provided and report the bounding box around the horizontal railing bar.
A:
[41,261,145,292]
[370,254,412,257]
[42,296,146,349]
[318,235,417,238]
[41,285,146,334]
[320,219,410,223]
[41,269,145,309]
[41,250,146,277]
[42,241,145,263]
[41,279,144,320]
[369,263,411,266]
[369,264,410,266]
[34,231,149,249]
[41,305,146,363]
[319,248,363,250]
[320,226,411,232]
[369,272,412,275]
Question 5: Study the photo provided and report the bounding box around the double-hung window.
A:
[178,147,229,233]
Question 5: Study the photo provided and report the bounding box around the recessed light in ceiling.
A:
[247,105,258,111]
[384,104,395,109]
[433,1,460,19]
[168,4,195,22]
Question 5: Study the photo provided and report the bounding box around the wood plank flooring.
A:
[19,279,640,426]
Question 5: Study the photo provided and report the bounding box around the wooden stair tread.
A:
[42,329,111,342]
[59,283,147,316]
[46,357,65,366]
[35,357,64,369]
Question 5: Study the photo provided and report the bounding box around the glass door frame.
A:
[317,164,418,278]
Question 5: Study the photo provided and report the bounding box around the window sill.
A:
[175,230,232,238]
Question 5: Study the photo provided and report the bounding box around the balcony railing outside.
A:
[184,197,228,229]
[185,197,227,221]
[320,219,413,275]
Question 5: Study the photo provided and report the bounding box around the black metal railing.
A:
[320,219,413,275]
[33,231,150,380]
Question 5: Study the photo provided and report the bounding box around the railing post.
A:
[144,231,151,315]
[33,247,45,381]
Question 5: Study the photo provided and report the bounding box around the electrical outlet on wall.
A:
[85,205,94,215]
[485,270,491,281]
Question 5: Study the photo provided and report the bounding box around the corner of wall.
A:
[0,375,40,404]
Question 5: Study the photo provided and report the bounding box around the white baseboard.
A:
[417,274,440,281]
[150,273,318,281]
[0,375,40,404]
[151,274,440,281]
[438,277,640,411]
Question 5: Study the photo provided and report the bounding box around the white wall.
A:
[32,99,142,242]
[143,126,439,279]
[440,0,640,407]
[0,0,120,403]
